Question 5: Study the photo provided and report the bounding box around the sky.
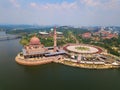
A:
[0,0,120,26]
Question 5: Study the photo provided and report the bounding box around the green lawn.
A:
[75,46,90,51]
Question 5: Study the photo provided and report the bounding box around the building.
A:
[82,32,91,39]
[49,31,63,39]
[39,30,63,39]
[92,28,118,40]
[22,28,65,59]
[22,35,47,58]
[39,32,49,38]
[102,33,118,39]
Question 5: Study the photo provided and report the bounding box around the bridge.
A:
[0,35,21,41]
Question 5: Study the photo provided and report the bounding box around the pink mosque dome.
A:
[30,36,40,45]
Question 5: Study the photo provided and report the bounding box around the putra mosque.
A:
[15,27,120,69]
[15,27,67,66]
[22,27,65,58]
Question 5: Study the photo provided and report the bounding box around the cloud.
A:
[30,2,37,7]
[9,0,20,8]
[29,0,120,11]
[81,0,100,7]
[104,0,120,9]
[30,1,78,10]
[0,0,120,26]
[80,0,120,9]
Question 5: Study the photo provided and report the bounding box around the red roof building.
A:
[30,36,40,45]
[82,32,91,38]
[102,33,118,39]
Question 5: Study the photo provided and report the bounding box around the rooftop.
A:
[39,32,49,35]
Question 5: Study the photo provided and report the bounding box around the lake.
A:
[0,39,120,90]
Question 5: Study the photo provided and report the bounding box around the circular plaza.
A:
[64,44,103,54]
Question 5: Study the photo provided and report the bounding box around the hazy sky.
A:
[0,0,120,26]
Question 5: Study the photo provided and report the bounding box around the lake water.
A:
[0,39,120,90]
[0,31,6,36]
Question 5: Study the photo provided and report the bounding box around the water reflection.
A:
[0,39,120,90]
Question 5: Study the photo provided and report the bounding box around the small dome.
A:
[30,36,40,45]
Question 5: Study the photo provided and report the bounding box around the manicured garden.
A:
[75,46,90,51]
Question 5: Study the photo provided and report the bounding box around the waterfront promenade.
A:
[15,54,61,66]
[15,53,120,69]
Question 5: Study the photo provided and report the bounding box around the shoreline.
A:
[15,55,120,69]
[55,60,119,69]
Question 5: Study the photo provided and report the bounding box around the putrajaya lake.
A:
[0,38,120,90]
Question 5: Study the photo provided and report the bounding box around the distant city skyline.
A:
[0,0,120,26]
